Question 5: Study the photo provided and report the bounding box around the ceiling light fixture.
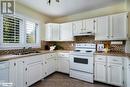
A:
[47,0,60,5]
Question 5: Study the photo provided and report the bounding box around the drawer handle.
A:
[113,59,118,61]
[98,58,103,60]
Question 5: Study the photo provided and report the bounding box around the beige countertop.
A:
[0,50,129,62]
[0,50,72,62]
[95,51,130,57]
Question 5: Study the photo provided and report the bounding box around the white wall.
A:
[15,2,52,40]
[52,2,127,23]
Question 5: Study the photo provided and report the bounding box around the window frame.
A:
[0,13,41,50]
[24,17,41,48]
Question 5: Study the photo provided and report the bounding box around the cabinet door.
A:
[83,18,95,33]
[52,24,60,41]
[95,62,107,82]
[72,21,83,35]
[57,59,69,74]
[9,60,17,87]
[95,16,109,40]
[26,61,43,86]
[107,64,123,86]
[16,60,24,87]
[110,13,127,40]
[60,22,74,41]
[46,58,56,76]
[45,24,52,41]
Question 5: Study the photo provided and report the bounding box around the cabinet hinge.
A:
[93,74,95,78]
[122,67,124,70]
[14,63,16,66]
[25,68,27,71]
[25,82,27,85]
[123,81,125,85]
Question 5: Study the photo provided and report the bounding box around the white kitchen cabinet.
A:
[72,20,83,36]
[73,18,95,36]
[24,55,43,87]
[95,12,128,40]
[57,59,69,74]
[83,18,95,34]
[94,55,124,86]
[26,61,43,86]
[125,57,130,87]
[45,24,52,41]
[107,64,123,86]
[9,59,25,87]
[95,16,109,40]
[9,60,17,87]
[95,62,107,82]
[60,22,74,41]
[45,58,56,76]
[107,56,123,86]
[45,23,60,41]
[44,53,57,77]
[110,13,128,40]
[57,53,70,74]
[52,24,60,41]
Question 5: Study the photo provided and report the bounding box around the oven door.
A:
[70,54,93,73]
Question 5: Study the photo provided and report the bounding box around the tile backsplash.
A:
[42,36,126,52]
[0,36,126,55]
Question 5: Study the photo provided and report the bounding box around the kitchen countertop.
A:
[95,51,130,57]
[0,50,129,62]
[0,50,72,62]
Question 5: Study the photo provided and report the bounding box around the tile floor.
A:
[30,73,117,87]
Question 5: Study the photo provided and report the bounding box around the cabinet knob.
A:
[14,63,16,66]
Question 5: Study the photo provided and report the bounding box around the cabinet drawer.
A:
[95,55,107,62]
[45,53,57,58]
[58,53,70,58]
[25,55,43,64]
[107,56,123,64]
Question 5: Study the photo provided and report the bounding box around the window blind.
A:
[26,21,37,43]
[3,15,22,43]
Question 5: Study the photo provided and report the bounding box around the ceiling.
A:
[16,0,124,17]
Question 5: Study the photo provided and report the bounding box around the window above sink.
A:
[0,13,40,49]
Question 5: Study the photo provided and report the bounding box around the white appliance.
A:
[0,61,9,85]
[70,43,96,83]
[97,44,104,52]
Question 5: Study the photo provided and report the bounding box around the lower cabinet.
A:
[44,53,57,77]
[25,61,43,86]
[94,55,124,86]
[57,53,70,74]
[107,64,123,86]
[9,52,70,87]
[57,59,69,74]
[24,55,43,87]
[95,62,107,82]
[9,59,25,87]
[45,58,56,76]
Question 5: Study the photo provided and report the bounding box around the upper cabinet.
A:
[95,12,128,40]
[45,23,74,41]
[110,13,128,40]
[60,22,74,41]
[95,16,109,40]
[73,18,96,36]
[45,13,128,41]
[45,23,60,41]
